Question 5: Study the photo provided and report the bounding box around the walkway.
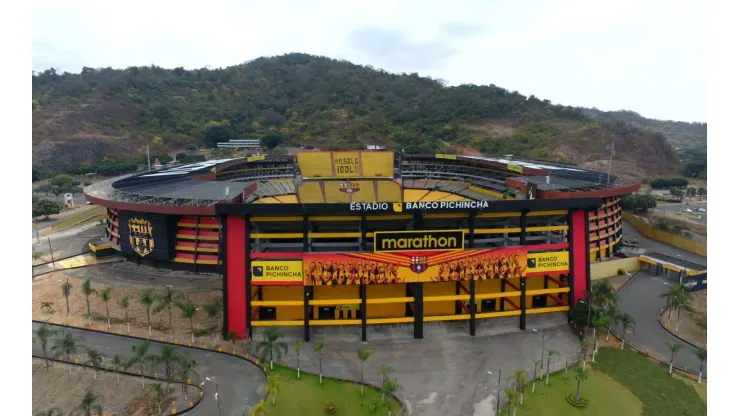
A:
[32,322,266,416]
[614,272,708,377]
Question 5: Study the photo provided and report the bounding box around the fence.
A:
[622,212,707,256]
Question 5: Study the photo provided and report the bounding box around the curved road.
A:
[614,272,708,378]
[32,322,266,416]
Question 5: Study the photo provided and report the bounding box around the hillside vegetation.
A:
[32,53,682,177]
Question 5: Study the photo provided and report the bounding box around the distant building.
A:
[366,144,386,150]
[217,139,262,149]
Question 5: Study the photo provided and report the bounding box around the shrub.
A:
[325,401,337,415]
[617,268,626,275]
[566,393,588,408]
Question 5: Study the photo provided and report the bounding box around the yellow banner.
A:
[333,152,361,177]
[247,155,265,162]
[526,252,569,273]
[435,154,457,160]
[507,163,523,174]
[251,261,303,285]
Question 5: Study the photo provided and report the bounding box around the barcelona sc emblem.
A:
[338,181,360,194]
[129,218,154,257]
[410,256,428,274]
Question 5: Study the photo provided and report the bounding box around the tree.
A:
[98,287,113,328]
[72,391,103,416]
[580,337,591,371]
[669,188,684,200]
[249,401,268,416]
[176,355,196,399]
[266,373,285,405]
[61,279,72,318]
[51,331,78,374]
[672,289,695,333]
[573,367,588,405]
[147,382,168,415]
[531,360,541,392]
[504,386,518,416]
[34,323,58,370]
[83,348,105,380]
[117,295,131,333]
[618,311,636,350]
[256,326,289,371]
[357,347,374,395]
[81,280,97,326]
[225,331,238,354]
[660,284,684,320]
[129,341,154,388]
[203,297,222,347]
[314,337,327,384]
[151,345,184,385]
[294,340,302,379]
[383,377,399,416]
[591,315,609,360]
[379,364,392,401]
[111,355,126,384]
[33,199,61,219]
[697,187,706,200]
[695,347,706,384]
[175,298,198,343]
[156,287,176,339]
[139,288,156,336]
[545,349,559,385]
[507,369,527,405]
[203,124,236,148]
[41,301,54,315]
[271,145,288,156]
[185,144,197,152]
[665,341,683,374]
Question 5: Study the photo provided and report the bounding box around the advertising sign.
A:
[435,154,457,160]
[374,230,465,253]
[333,152,361,177]
[247,155,265,162]
[303,248,528,285]
[251,260,304,285]
[526,251,570,274]
[507,163,523,174]
[129,218,154,257]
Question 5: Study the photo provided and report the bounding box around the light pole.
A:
[487,369,502,415]
[201,371,222,416]
[47,237,56,270]
[533,329,545,379]
[606,133,615,187]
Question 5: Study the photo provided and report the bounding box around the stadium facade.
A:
[84,151,640,341]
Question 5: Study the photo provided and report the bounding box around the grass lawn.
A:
[262,365,402,416]
[591,347,706,416]
[502,367,642,416]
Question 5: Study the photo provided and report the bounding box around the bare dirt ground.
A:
[33,271,229,349]
[32,358,199,416]
[660,289,707,347]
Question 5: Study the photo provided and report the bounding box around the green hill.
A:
[32,53,682,177]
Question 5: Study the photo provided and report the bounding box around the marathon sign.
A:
[251,260,304,285]
[374,230,465,253]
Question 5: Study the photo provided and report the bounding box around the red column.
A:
[570,209,589,303]
[226,216,247,338]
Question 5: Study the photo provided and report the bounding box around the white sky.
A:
[31,0,706,122]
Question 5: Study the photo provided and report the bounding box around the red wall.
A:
[571,209,589,303]
[226,216,247,339]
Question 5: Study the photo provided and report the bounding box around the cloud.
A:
[346,27,459,71]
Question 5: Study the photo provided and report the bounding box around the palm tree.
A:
[225,331,238,354]
[118,295,131,333]
[51,331,77,374]
[591,315,609,360]
[294,340,302,379]
[661,283,686,320]
[266,373,285,405]
[255,326,289,371]
[573,367,588,404]
[84,348,105,380]
[665,341,683,374]
[98,287,113,328]
[203,297,222,347]
[672,290,695,333]
[249,401,268,416]
[139,288,156,336]
[110,355,125,384]
[580,337,590,371]
[151,345,184,385]
[34,408,62,416]
[156,287,176,339]
[383,377,399,416]
[129,341,153,388]
[314,337,326,384]
[507,369,527,405]
[41,301,54,316]
[81,279,97,326]
[590,280,619,309]
[379,364,393,401]
[531,360,541,393]
[34,323,58,371]
[176,355,196,400]
[72,391,103,416]
[61,279,72,318]
[357,347,374,395]
[545,349,559,385]
[618,311,636,350]
[504,386,519,416]
[695,347,707,384]
[147,382,168,415]
[176,298,198,343]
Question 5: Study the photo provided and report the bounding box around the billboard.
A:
[374,230,465,253]
[333,152,361,177]
[303,248,528,285]
[526,252,569,274]
[251,260,304,285]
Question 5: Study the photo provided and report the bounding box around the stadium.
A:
[83,151,640,341]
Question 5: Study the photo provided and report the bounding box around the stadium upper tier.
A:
[84,152,640,215]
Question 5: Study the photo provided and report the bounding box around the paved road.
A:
[621,221,706,266]
[33,322,265,416]
[614,273,708,377]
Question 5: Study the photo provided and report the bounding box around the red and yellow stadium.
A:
[84,151,640,341]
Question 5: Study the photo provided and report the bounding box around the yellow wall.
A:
[623,211,707,256]
[352,181,376,202]
[367,284,406,318]
[297,181,324,203]
[360,152,394,177]
[262,286,303,320]
[297,153,333,178]
[377,180,402,201]
[423,282,456,316]
[591,257,641,280]
[324,182,351,203]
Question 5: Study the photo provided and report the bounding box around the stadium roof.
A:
[640,252,707,271]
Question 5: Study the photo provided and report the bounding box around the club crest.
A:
[338,181,360,194]
[410,256,428,274]
[128,218,154,257]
